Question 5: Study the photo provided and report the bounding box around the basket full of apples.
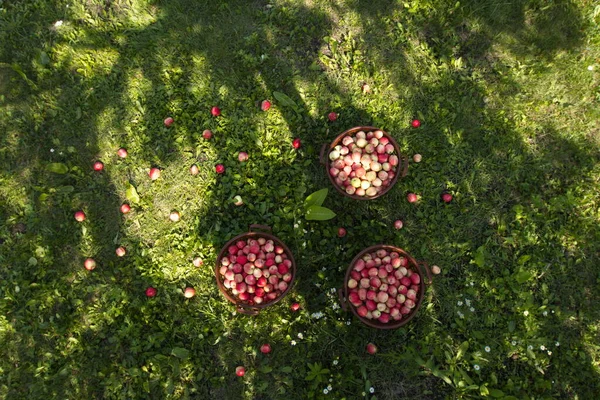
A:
[320,127,409,200]
[215,225,296,315]
[340,245,432,329]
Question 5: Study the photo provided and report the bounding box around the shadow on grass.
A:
[0,0,598,398]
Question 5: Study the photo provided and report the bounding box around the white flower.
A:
[332,303,340,310]
[327,385,332,390]
[369,387,375,393]
[540,345,546,351]
[332,360,338,365]
[323,388,329,394]
[474,364,480,371]
[330,288,336,293]
[470,307,475,312]
[465,299,471,306]
[511,341,517,346]
[54,20,63,27]
[543,311,548,316]
[555,342,560,347]
[362,392,366,397]
[548,351,552,355]
[291,340,297,346]
[457,301,463,306]
[470,281,474,286]
[346,320,351,325]
[297,333,304,339]
[457,311,464,319]
[50,148,55,152]
[523,311,529,316]
[484,346,491,353]
[528,345,533,350]
[294,223,299,228]
[588,65,595,71]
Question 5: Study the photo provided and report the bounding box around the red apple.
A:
[193,257,203,267]
[164,117,174,127]
[145,287,157,297]
[120,203,131,214]
[74,210,86,222]
[291,302,301,312]
[338,227,347,237]
[328,112,338,121]
[292,138,301,149]
[407,193,418,203]
[84,258,96,271]
[238,152,249,162]
[115,246,126,257]
[211,106,221,117]
[260,343,272,354]
[394,220,403,230]
[202,129,213,140]
[366,343,378,354]
[184,287,196,298]
[93,161,104,171]
[442,192,453,203]
[215,164,225,174]
[411,119,421,128]
[235,366,245,377]
[117,148,128,158]
[149,167,160,180]
[413,154,422,163]
[261,100,271,111]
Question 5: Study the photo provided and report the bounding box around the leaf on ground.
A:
[305,205,336,221]
[47,163,69,174]
[304,188,328,209]
[171,347,189,359]
[126,183,140,204]
[272,91,299,113]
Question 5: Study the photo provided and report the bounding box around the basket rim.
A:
[215,231,296,311]
[343,244,426,329]
[324,126,405,200]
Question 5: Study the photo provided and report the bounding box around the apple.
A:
[93,161,104,171]
[211,106,221,117]
[366,343,377,354]
[442,192,453,203]
[328,112,338,121]
[84,258,96,271]
[215,164,225,174]
[115,246,126,257]
[238,152,249,162]
[74,210,86,222]
[260,343,272,354]
[407,193,417,203]
[233,195,243,206]
[292,138,301,149]
[338,227,347,237]
[145,287,157,297]
[394,220,403,230]
[235,366,245,377]
[117,148,128,158]
[202,129,213,140]
[411,119,421,128]
[193,257,203,267]
[361,83,371,93]
[291,302,300,311]
[169,211,180,222]
[261,100,271,111]
[413,154,422,163]
[120,203,131,214]
[149,167,160,180]
[164,117,174,127]
[190,164,199,175]
[432,265,441,275]
[184,287,196,298]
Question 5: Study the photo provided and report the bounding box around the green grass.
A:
[1,0,600,398]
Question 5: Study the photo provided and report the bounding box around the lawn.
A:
[1,0,600,398]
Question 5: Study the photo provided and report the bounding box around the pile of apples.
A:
[218,237,293,306]
[346,248,421,324]
[328,129,399,197]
